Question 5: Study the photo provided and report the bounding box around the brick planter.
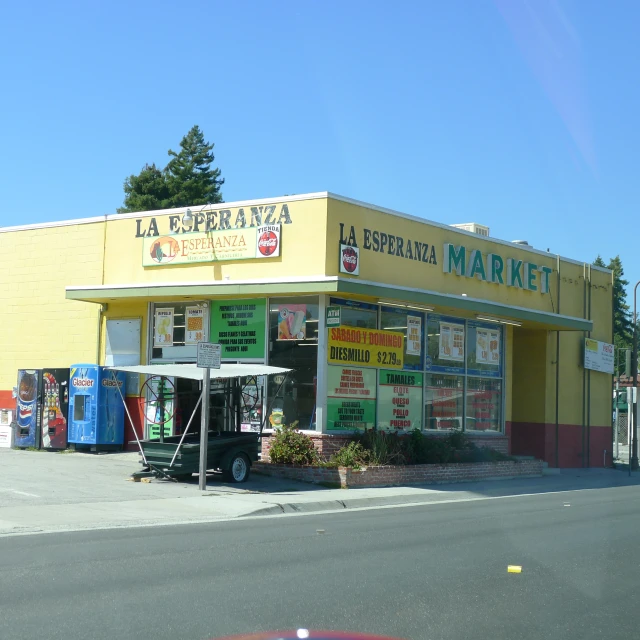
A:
[253,459,543,488]
[260,432,510,461]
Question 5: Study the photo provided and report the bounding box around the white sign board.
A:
[0,410,14,448]
[584,338,614,374]
[197,342,221,369]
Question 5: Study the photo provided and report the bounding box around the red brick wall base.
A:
[253,459,543,488]
[511,422,613,468]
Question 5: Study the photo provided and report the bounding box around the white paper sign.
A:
[584,339,614,374]
[488,329,500,365]
[406,315,422,357]
[185,306,206,344]
[197,342,221,369]
[154,308,174,347]
[475,328,500,366]
[476,328,490,364]
[439,322,464,362]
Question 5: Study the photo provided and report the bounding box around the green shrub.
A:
[403,429,455,464]
[351,428,513,466]
[456,445,514,463]
[329,442,370,470]
[268,422,319,465]
[446,429,472,451]
[357,428,405,465]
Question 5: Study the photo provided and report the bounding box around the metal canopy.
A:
[105,363,291,381]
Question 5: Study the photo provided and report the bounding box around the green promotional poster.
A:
[326,365,377,430]
[210,299,266,358]
[377,369,423,430]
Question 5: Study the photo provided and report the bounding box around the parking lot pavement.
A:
[0,448,325,509]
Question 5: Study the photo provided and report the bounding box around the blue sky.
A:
[1,0,638,279]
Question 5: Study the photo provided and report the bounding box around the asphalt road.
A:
[1,485,639,640]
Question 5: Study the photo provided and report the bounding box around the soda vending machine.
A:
[15,369,42,449]
[68,365,126,451]
[39,368,70,450]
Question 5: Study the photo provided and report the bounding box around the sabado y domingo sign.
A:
[328,326,404,369]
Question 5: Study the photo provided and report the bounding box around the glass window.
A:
[424,374,464,431]
[466,322,503,377]
[380,307,423,370]
[426,315,465,373]
[267,297,319,430]
[330,298,377,329]
[466,377,502,432]
[151,302,209,362]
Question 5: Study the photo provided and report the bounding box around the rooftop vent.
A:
[511,240,530,246]
[451,223,489,237]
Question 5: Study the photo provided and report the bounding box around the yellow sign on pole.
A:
[327,326,404,369]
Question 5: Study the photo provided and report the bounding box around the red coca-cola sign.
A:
[256,225,280,257]
[340,244,359,275]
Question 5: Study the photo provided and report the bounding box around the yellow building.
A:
[0,192,614,466]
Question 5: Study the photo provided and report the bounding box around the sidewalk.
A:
[1,449,639,537]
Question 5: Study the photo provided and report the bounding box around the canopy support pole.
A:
[112,371,147,466]
[198,368,211,491]
[168,393,203,469]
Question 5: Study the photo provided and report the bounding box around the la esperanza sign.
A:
[142,225,280,266]
[443,243,553,293]
[135,203,292,237]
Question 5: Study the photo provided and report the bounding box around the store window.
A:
[380,307,423,370]
[329,298,377,329]
[465,321,503,432]
[426,314,466,374]
[150,302,209,362]
[424,315,504,433]
[424,374,464,430]
[466,378,502,432]
[267,297,319,431]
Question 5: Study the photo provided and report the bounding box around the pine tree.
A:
[165,125,224,208]
[594,254,633,376]
[117,164,172,213]
[607,255,633,352]
[118,126,224,213]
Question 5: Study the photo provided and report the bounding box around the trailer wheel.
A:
[224,453,250,483]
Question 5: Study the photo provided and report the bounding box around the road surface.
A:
[1,484,638,640]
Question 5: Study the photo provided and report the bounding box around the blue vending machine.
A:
[68,365,126,451]
[15,369,42,449]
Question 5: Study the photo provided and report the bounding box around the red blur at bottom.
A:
[215,632,405,640]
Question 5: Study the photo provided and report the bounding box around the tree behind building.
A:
[118,125,224,213]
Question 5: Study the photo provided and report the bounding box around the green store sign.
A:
[210,299,266,359]
[443,243,553,294]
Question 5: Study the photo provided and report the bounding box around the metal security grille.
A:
[616,413,629,447]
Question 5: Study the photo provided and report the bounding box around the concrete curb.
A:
[243,491,505,517]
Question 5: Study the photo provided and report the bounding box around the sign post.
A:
[197,342,221,491]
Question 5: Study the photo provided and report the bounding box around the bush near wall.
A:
[261,431,510,461]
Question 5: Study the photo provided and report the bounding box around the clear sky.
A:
[1,1,638,279]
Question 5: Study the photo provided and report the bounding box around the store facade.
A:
[0,192,614,466]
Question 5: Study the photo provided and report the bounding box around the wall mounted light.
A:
[182,209,194,226]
